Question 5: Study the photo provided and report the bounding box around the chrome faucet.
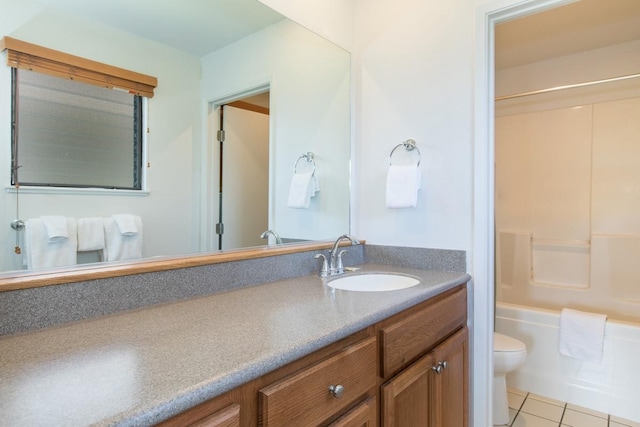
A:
[260,230,282,245]
[328,234,360,275]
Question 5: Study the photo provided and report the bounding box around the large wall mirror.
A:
[0,0,351,278]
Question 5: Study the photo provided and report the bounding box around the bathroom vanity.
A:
[0,248,469,426]
[160,284,468,427]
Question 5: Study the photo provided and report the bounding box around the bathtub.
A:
[495,302,640,423]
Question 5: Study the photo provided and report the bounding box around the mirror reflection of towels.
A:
[77,217,106,252]
[103,216,143,261]
[386,165,421,208]
[41,215,70,242]
[25,217,77,269]
[287,172,319,209]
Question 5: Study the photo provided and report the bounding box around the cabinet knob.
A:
[328,384,345,398]
[432,361,448,375]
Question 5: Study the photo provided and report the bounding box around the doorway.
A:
[474,0,640,425]
[215,92,270,250]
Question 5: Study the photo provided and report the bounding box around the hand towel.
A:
[112,214,138,236]
[311,173,320,196]
[77,217,106,252]
[386,165,421,208]
[558,308,607,363]
[40,215,70,242]
[25,218,78,269]
[287,172,315,209]
[103,216,143,261]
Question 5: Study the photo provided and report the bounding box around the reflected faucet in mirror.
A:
[260,230,282,245]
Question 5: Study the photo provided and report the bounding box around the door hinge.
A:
[217,130,225,143]
[215,223,224,235]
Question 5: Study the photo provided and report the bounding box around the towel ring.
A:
[389,139,421,166]
[293,152,316,174]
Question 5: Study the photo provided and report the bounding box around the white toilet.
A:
[493,332,527,425]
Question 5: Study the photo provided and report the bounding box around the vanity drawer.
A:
[379,286,467,378]
[258,337,377,427]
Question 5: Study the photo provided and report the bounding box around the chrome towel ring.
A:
[389,139,421,166]
[293,152,316,174]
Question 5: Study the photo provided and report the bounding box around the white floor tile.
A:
[507,391,526,410]
[561,408,608,427]
[521,398,565,422]
[507,407,518,425]
[512,412,559,427]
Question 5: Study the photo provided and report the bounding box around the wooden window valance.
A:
[0,36,157,97]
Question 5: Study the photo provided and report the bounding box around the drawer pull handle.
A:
[328,384,345,398]
[432,361,448,374]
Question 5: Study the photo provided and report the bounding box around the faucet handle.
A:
[335,250,348,275]
[314,253,329,277]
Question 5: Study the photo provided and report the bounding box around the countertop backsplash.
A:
[0,244,465,336]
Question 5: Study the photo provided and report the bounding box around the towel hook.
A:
[293,152,316,174]
[389,139,421,166]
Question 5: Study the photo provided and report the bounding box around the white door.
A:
[220,105,269,250]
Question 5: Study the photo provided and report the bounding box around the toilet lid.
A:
[494,332,526,352]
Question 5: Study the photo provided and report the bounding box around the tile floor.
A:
[499,387,640,427]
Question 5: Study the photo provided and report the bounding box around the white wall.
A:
[200,19,351,245]
[258,0,354,51]
[0,1,202,271]
[352,0,474,252]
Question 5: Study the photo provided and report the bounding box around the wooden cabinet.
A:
[190,404,241,427]
[258,337,377,427]
[381,327,468,427]
[328,397,377,427]
[158,285,467,427]
[379,287,468,427]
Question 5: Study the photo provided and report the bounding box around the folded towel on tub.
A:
[558,308,607,363]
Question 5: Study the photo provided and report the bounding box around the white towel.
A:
[287,172,319,209]
[25,218,78,269]
[386,165,421,208]
[311,173,320,195]
[559,308,607,363]
[112,214,138,236]
[41,215,70,242]
[103,216,143,261]
[77,217,106,252]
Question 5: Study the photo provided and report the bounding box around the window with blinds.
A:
[12,68,143,189]
[2,36,157,190]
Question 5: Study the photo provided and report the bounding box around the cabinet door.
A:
[431,327,469,427]
[381,351,435,426]
[328,397,377,427]
[381,327,469,427]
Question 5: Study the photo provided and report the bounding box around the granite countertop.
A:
[0,264,470,426]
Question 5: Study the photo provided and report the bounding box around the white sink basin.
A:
[327,273,420,292]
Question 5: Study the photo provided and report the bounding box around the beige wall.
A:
[495,41,640,322]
